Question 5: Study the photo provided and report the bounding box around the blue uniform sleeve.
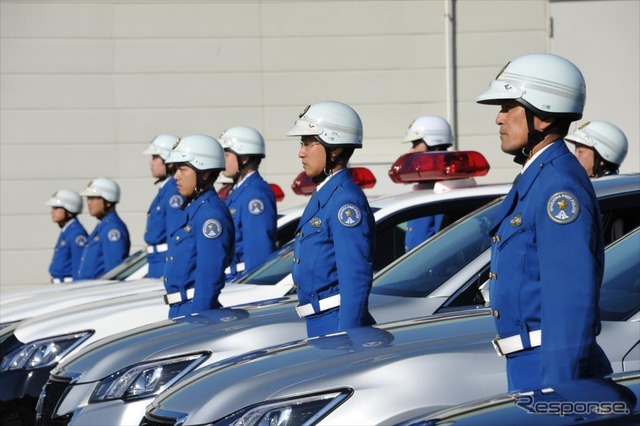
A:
[239,190,277,270]
[101,224,130,272]
[536,174,604,383]
[70,228,88,280]
[330,195,375,330]
[191,210,234,312]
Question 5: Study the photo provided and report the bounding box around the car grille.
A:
[139,414,178,426]
[35,376,71,426]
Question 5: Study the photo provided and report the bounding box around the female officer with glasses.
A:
[287,101,376,338]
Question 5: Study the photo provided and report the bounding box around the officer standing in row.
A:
[565,120,628,179]
[46,189,88,283]
[476,52,612,391]
[287,101,376,338]
[162,134,234,318]
[566,121,631,244]
[401,115,453,252]
[219,126,277,280]
[142,134,185,279]
[77,178,131,279]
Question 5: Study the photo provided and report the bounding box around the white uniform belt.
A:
[224,262,246,275]
[52,277,73,284]
[163,287,195,305]
[147,243,169,254]
[295,294,341,318]
[492,330,541,356]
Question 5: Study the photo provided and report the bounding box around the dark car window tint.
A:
[371,200,499,297]
[599,228,640,321]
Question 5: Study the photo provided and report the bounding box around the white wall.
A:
[1,0,636,288]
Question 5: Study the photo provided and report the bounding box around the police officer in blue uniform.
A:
[219,125,277,280]
[401,115,453,252]
[565,120,629,179]
[162,134,234,318]
[476,53,612,391]
[77,178,131,279]
[143,134,185,278]
[45,189,88,283]
[287,101,376,338]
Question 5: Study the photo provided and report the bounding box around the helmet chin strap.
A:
[513,108,562,165]
[312,148,335,184]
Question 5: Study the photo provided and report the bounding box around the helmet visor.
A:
[476,79,524,105]
[286,118,324,137]
[165,149,196,164]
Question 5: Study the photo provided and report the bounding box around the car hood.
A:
[148,311,507,425]
[54,289,451,383]
[0,278,163,323]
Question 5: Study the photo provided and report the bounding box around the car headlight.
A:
[211,389,351,426]
[0,331,93,372]
[90,353,208,402]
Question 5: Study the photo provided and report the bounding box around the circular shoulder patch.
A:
[169,195,184,209]
[107,229,121,242]
[547,192,580,224]
[75,235,87,247]
[202,219,222,239]
[337,204,362,227]
[248,199,265,215]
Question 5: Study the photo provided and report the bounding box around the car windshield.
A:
[599,227,640,321]
[235,243,295,285]
[100,250,148,281]
[371,199,498,297]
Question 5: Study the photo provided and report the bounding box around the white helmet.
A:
[402,115,453,148]
[565,121,628,166]
[80,178,120,203]
[165,134,225,171]
[287,101,363,147]
[219,126,265,157]
[143,134,180,160]
[476,53,586,120]
[45,189,83,214]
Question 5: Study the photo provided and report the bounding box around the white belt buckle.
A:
[492,335,505,357]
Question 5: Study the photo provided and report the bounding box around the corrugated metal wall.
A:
[1,0,637,288]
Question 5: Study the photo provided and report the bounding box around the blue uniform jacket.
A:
[77,211,130,280]
[404,214,443,252]
[163,189,234,314]
[489,141,611,386]
[292,170,376,331]
[49,219,88,281]
[144,177,184,278]
[225,172,277,278]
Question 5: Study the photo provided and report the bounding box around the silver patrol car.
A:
[397,371,640,426]
[4,152,507,425]
[34,174,640,426]
[139,225,640,426]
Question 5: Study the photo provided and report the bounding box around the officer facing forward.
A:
[142,134,185,278]
[401,115,452,252]
[162,134,234,318]
[46,189,88,283]
[565,120,628,179]
[287,101,376,338]
[476,53,612,391]
[77,178,131,279]
[219,126,277,280]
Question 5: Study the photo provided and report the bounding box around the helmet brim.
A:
[286,119,324,137]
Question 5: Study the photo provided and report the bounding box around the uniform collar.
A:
[516,140,569,200]
[61,218,77,232]
[233,171,257,191]
[297,169,350,230]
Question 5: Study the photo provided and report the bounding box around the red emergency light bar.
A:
[217,183,285,202]
[291,167,377,195]
[269,183,285,202]
[388,151,490,184]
